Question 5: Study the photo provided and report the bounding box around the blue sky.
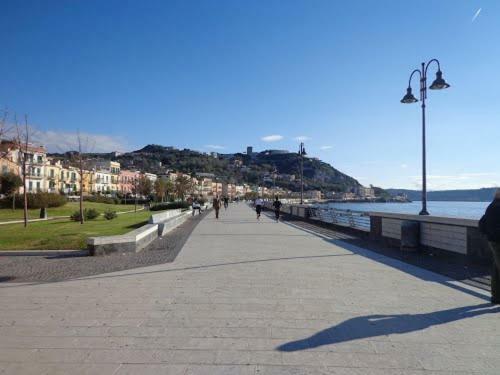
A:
[1,0,499,190]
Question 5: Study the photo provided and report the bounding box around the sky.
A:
[1,0,499,190]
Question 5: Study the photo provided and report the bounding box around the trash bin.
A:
[401,220,420,251]
[40,207,47,219]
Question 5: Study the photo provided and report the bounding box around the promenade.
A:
[1,203,499,374]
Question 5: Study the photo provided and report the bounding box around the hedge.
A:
[1,193,67,209]
[150,201,190,211]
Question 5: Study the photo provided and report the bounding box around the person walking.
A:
[213,195,221,219]
[273,196,282,222]
[255,196,264,220]
[479,188,500,304]
[192,198,201,216]
[223,196,229,210]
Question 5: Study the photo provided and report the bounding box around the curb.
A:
[0,249,89,257]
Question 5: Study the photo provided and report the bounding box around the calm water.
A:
[323,201,490,219]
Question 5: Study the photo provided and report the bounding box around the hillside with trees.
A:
[50,144,362,193]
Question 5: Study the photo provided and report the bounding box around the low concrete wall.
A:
[88,209,192,256]
[264,202,491,263]
[88,223,159,256]
[149,209,183,224]
[158,210,192,236]
[369,212,491,262]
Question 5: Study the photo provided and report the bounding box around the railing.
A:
[307,206,371,232]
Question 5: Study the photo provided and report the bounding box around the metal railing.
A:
[307,206,370,232]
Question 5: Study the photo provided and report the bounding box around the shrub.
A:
[83,195,115,204]
[85,208,100,220]
[70,208,100,221]
[5,193,67,209]
[150,201,190,211]
[70,211,81,222]
[104,210,117,220]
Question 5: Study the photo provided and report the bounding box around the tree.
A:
[0,172,22,210]
[154,178,174,202]
[137,175,153,198]
[164,179,174,202]
[154,178,168,202]
[174,175,193,201]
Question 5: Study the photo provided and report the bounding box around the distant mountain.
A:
[386,188,498,202]
[50,144,362,193]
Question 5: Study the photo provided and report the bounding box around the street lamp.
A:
[298,142,306,204]
[400,59,450,215]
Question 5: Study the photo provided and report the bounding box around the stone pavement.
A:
[0,203,499,374]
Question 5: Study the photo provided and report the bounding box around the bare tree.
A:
[15,115,31,228]
[0,108,12,160]
[70,131,93,224]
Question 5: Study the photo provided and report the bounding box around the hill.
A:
[51,144,361,193]
[386,188,498,202]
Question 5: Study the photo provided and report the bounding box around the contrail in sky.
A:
[472,8,482,22]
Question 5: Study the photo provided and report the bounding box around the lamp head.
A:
[401,87,418,104]
[429,70,450,90]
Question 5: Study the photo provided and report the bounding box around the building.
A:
[304,190,322,200]
[246,146,253,155]
[84,159,121,194]
[143,172,157,184]
[93,170,112,194]
[0,141,49,193]
[59,165,80,195]
[356,186,375,198]
[119,170,140,195]
[196,177,212,198]
[82,170,94,195]
[0,141,20,176]
[212,181,223,197]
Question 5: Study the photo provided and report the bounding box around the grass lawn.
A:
[0,201,140,222]
[0,210,153,250]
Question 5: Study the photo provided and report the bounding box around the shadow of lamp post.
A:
[401,59,450,215]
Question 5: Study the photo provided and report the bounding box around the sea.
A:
[322,201,490,220]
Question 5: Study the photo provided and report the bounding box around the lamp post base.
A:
[419,209,430,216]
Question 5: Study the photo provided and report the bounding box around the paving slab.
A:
[0,202,499,374]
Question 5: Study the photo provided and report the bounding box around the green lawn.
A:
[0,210,153,250]
[0,201,140,222]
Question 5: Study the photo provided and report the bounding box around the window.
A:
[28,181,33,191]
[61,171,64,179]
[37,155,43,163]
[50,169,54,178]
[37,168,41,176]
[36,182,40,191]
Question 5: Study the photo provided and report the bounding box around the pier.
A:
[1,203,499,374]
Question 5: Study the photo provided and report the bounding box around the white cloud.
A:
[34,130,131,153]
[472,7,481,22]
[261,134,284,142]
[401,164,408,169]
[294,136,311,141]
[205,144,225,150]
[409,172,500,190]
[319,145,333,150]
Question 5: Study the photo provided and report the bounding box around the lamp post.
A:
[401,59,450,215]
[298,142,306,204]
